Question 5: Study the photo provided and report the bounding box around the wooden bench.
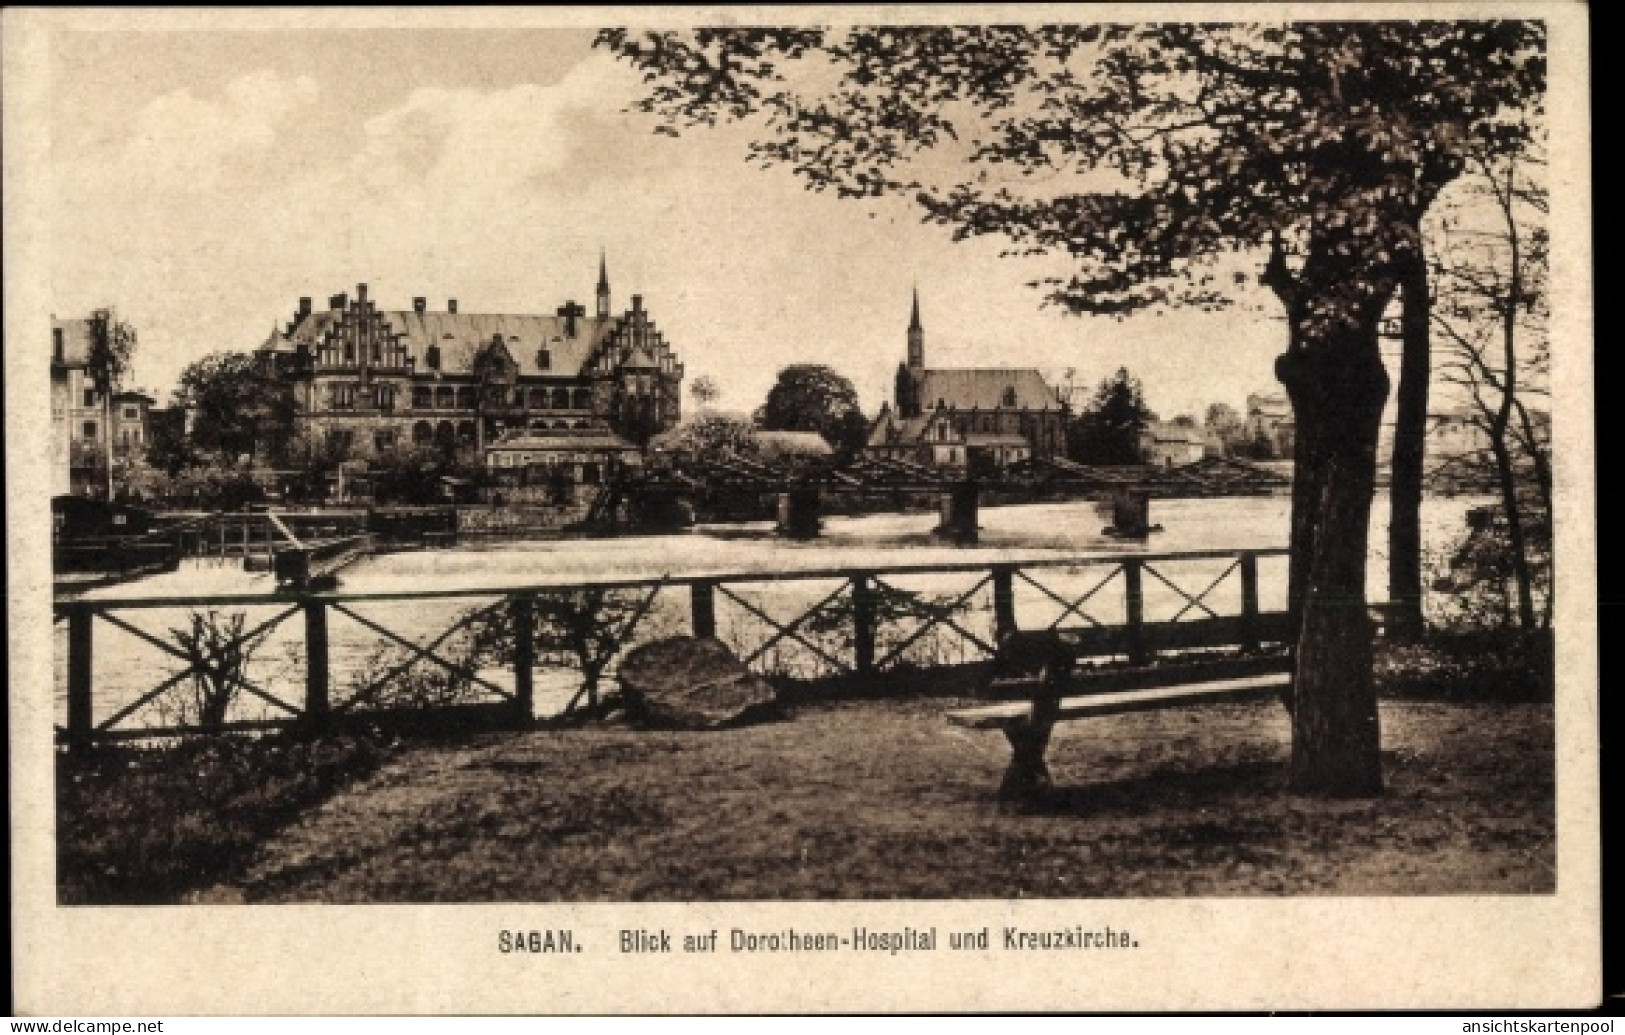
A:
[947,631,1292,800]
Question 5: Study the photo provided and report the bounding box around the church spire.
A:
[906,286,924,370]
[596,250,611,318]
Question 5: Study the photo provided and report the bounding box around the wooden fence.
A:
[52,547,1291,748]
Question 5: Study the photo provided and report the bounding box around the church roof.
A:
[912,368,1062,411]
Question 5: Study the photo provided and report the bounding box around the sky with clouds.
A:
[46,25,1378,421]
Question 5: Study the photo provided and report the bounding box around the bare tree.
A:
[1430,137,1551,634]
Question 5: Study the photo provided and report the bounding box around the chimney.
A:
[632,294,644,313]
[413,296,427,314]
[447,299,458,314]
[329,293,347,311]
[356,283,368,305]
[298,297,312,318]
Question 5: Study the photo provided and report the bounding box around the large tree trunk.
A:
[1276,317,1391,797]
[1387,246,1431,640]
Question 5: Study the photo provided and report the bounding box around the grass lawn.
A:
[178,693,1553,903]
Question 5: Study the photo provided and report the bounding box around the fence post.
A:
[511,595,534,720]
[1239,552,1260,652]
[691,581,717,640]
[67,605,94,752]
[992,565,1017,643]
[852,572,876,675]
[304,600,329,722]
[1122,559,1148,665]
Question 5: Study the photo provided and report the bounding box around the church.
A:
[866,290,1068,473]
[256,257,684,481]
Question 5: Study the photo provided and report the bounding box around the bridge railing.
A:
[52,547,1291,748]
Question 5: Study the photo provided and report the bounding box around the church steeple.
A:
[596,250,611,318]
[907,286,924,370]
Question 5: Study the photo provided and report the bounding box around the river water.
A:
[58,493,1485,728]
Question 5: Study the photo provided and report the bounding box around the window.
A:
[552,387,570,409]
[122,406,139,420]
[529,388,549,409]
[426,344,442,371]
[537,349,551,370]
[572,388,591,410]
[376,385,394,411]
[456,387,476,409]
[326,428,354,454]
[1002,386,1018,408]
[332,384,355,409]
[413,421,433,445]
[83,389,97,407]
[374,427,397,452]
[436,386,455,409]
[82,421,98,440]
[413,386,433,409]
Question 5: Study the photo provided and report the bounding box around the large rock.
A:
[617,636,782,729]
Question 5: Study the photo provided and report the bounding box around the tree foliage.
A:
[87,309,136,397]
[175,352,297,468]
[1068,367,1157,464]
[758,364,869,457]
[659,412,761,466]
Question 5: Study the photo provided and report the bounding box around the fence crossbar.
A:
[869,573,994,671]
[741,580,852,667]
[559,578,672,714]
[330,601,513,701]
[717,582,853,675]
[94,605,303,730]
[335,598,509,714]
[1142,561,1224,621]
[1017,565,1118,630]
[1168,558,1242,622]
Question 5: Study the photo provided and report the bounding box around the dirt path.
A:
[195,697,1554,902]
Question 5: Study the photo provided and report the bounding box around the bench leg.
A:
[997,698,1058,802]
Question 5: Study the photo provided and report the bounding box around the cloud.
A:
[117,70,319,188]
[348,54,642,196]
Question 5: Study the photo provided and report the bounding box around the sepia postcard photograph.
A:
[6,4,1598,1015]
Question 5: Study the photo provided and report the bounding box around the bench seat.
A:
[947,672,1292,730]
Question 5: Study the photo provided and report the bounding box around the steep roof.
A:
[1144,421,1207,445]
[278,309,625,377]
[912,368,1062,411]
[866,410,957,448]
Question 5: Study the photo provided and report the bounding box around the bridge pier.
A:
[934,481,980,545]
[1105,490,1157,538]
[776,487,822,540]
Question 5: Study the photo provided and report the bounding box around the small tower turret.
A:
[907,286,924,370]
[596,250,611,318]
